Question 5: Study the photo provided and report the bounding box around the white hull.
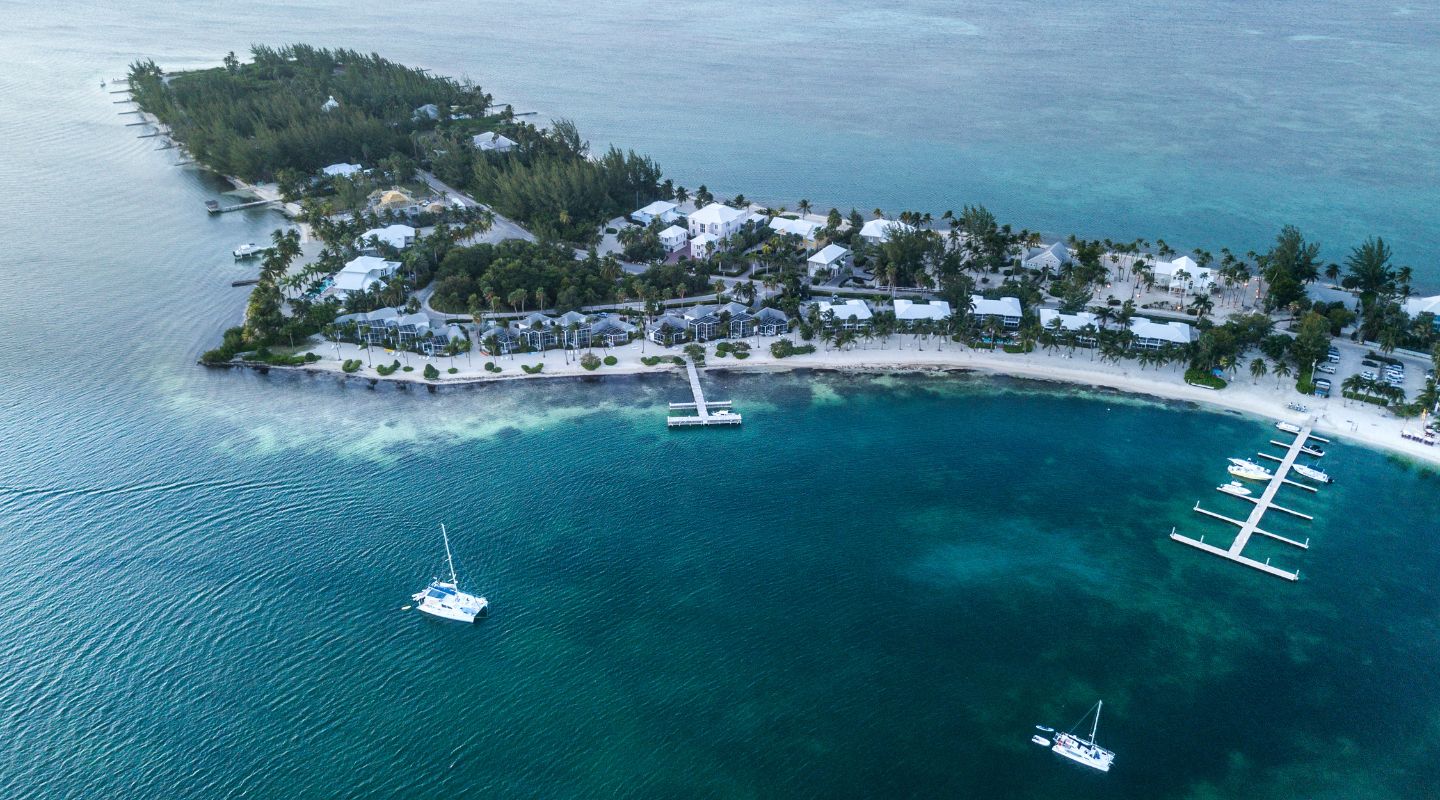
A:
[417,600,484,623]
[1227,464,1272,481]
[1051,733,1115,772]
[1275,421,1302,434]
[1218,481,1252,497]
[1293,464,1331,483]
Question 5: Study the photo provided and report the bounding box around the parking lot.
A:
[1317,339,1435,401]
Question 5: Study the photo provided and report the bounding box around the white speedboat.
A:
[1048,701,1115,773]
[412,524,488,623]
[1275,421,1302,434]
[1217,480,1252,497]
[233,242,270,259]
[1292,463,1331,484]
[1227,458,1273,481]
[1031,734,1051,746]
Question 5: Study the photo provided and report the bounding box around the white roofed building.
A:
[1128,317,1196,349]
[860,218,915,244]
[893,299,952,326]
[768,216,823,245]
[659,225,689,253]
[356,224,416,251]
[1022,242,1072,272]
[1039,308,1100,345]
[971,295,1023,328]
[332,255,401,299]
[806,243,852,278]
[690,232,719,260]
[1152,255,1215,296]
[687,203,748,241]
[322,162,363,178]
[1403,295,1440,324]
[814,299,873,329]
[472,132,518,153]
[631,200,681,226]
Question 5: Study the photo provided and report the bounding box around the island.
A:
[126,45,1440,464]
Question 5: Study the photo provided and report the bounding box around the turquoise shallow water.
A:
[3,3,1440,797]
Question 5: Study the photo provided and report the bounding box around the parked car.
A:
[1362,370,1377,381]
[1316,363,1337,375]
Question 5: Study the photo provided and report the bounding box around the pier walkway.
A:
[1171,422,1325,581]
[667,360,741,428]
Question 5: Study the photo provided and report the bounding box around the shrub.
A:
[641,356,663,366]
[734,351,749,359]
[1184,367,1227,389]
[341,359,362,373]
[580,353,601,370]
[402,366,414,372]
[376,360,401,376]
[1295,365,1315,396]
[447,367,459,374]
[485,362,502,373]
[770,339,816,358]
[671,356,685,366]
[424,363,440,380]
[603,355,618,366]
[521,363,544,374]
[683,343,706,363]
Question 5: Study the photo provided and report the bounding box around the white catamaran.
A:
[412,525,488,623]
[1049,701,1116,772]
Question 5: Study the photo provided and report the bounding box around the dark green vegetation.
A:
[580,353,601,370]
[430,241,622,315]
[129,45,485,181]
[770,339,816,358]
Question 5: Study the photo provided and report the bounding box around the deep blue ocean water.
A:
[3,2,1440,797]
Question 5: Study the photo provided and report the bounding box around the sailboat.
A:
[411,524,488,623]
[1049,701,1116,772]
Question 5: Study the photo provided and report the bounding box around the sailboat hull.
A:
[1051,733,1115,772]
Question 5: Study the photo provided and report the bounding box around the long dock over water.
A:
[667,360,741,428]
[1170,422,1326,581]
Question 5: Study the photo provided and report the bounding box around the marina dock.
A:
[1171,422,1326,581]
[207,198,276,214]
[667,360,741,428]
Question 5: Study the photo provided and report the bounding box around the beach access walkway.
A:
[667,359,741,428]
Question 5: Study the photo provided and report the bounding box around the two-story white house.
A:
[688,203,748,241]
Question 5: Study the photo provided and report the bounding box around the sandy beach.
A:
[253,332,1440,468]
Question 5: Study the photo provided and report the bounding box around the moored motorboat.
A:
[1217,480,1252,497]
[1227,458,1273,481]
[1292,463,1331,484]
[233,242,270,259]
[1031,734,1051,746]
[1275,421,1303,434]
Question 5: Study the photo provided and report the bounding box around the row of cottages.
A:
[479,312,640,355]
[356,224,416,252]
[332,255,401,300]
[647,304,793,345]
[471,132,518,153]
[336,308,466,355]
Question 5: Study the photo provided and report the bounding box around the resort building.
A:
[590,315,639,347]
[357,224,416,251]
[893,299,952,326]
[1022,242,1072,272]
[859,218,914,245]
[688,203,748,240]
[555,311,593,348]
[647,315,691,346]
[1151,255,1215,295]
[478,325,520,356]
[814,299,873,329]
[659,225,689,252]
[768,216,823,245]
[753,307,793,336]
[322,162,363,178]
[472,131,518,153]
[1039,308,1100,345]
[971,295,1023,329]
[690,232,719,260]
[332,255,401,299]
[807,243,852,278]
[682,305,723,342]
[631,200,681,226]
[1128,317,1196,349]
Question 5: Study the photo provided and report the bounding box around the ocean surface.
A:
[2,2,1440,797]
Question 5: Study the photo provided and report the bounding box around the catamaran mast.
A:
[1090,701,1102,744]
[441,524,457,584]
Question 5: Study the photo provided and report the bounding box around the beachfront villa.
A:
[1039,308,1100,345]
[807,243,852,278]
[589,314,639,346]
[859,218,913,245]
[753,307,793,336]
[1403,295,1440,328]
[322,162,363,178]
[815,298,873,329]
[1128,317,1196,349]
[971,295,1023,329]
[631,200,681,226]
[479,324,521,355]
[1151,255,1215,295]
[647,315,691,346]
[1022,242,1072,272]
[659,225,689,253]
[688,203,748,240]
[472,131,518,153]
[332,255,401,299]
[357,224,416,251]
[690,232,719,260]
[893,299,952,327]
[768,216,823,246]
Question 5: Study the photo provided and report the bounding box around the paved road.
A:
[417,170,535,244]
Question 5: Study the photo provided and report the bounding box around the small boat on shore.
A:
[1227,458,1273,481]
[1293,463,1332,484]
[1046,701,1115,773]
[1276,421,1303,434]
[233,242,270,259]
[1218,480,1252,497]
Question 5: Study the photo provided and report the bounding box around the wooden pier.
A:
[1171,422,1327,581]
[207,198,276,214]
[667,360,741,428]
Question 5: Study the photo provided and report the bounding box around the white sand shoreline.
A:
[230,335,1440,469]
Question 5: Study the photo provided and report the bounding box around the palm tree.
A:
[1272,359,1293,388]
[1249,357,1268,384]
[1189,294,1214,323]
[797,199,812,220]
